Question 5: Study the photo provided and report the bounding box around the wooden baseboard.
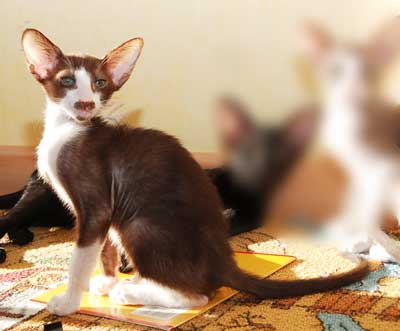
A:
[0,146,36,158]
[0,146,221,195]
[0,146,36,194]
[191,152,222,169]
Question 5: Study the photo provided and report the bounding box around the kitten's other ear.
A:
[215,96,256,149]
[102,38,144,89]
[368,16,400,67]
[298,22,333,65]
[282,104,318,150]
[21,29,64,81]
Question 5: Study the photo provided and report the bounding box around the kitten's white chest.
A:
[319,103,360,162]
[320,103,390,173]
[37,103,83,211]
[320,102,397,198]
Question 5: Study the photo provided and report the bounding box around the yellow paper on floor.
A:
[32,251,295,330]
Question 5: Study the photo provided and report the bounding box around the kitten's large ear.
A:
[298,22,333,65]
[102,38,143,89]
[21,29,64,81]
[282,104,318,150]
[368,16,400,67]
[215,96,256,149]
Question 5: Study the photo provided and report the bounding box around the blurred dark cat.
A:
[207,97,317,235]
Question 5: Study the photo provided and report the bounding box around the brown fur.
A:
[362,103,400,157]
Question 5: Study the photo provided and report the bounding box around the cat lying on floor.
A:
[0,98,316,256]
[206,97,317,235]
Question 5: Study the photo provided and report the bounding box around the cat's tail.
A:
[0,190,23,209]
[222,256,368,298]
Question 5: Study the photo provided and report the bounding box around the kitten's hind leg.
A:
[119,253,134,273]
[109,278,209,308]
[7,228,34,246]
[89,237,119,295]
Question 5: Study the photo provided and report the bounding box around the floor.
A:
[2,223,400,331]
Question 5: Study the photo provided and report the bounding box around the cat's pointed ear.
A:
[214,96,256,149]
[368,16,400,67]
[21,29,64,81]
[282,104,318,150]
[102,38,143,89]
[298,22,333,65]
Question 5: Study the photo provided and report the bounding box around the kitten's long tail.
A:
[223,257,368,298]
[0,190,23,209]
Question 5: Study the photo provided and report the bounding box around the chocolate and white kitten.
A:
[300,17,400,262]
[20,29,367,315]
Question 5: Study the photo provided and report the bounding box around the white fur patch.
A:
[370,230,400,263]
[109,278,209,308]
[60,68,101,120]
[108,228,125,253]
[89,275,118,295]
[367,243,396,262]
[37,100,83,211]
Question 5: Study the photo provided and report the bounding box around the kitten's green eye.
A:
[95,79,107,89]
[60,77,75,87]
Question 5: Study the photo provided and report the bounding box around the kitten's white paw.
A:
[109,282,136,305]
[89,275,118,295]
[339,236,371,254]
[367,244,399,263]
[47,294,79,316]
[192,295,209,307]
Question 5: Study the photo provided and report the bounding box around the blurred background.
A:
[2,0,400,151]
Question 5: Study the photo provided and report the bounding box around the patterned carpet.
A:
[1,225,400,331]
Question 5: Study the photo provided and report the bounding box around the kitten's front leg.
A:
[48,240,103,316]
[332,172,389,255]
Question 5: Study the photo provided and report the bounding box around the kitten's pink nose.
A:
[74,101,95,111]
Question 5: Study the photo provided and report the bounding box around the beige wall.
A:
[1,0,400,151]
